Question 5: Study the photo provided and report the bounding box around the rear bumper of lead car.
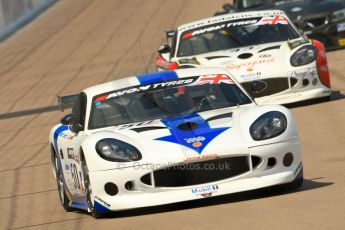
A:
[89,139,302,212]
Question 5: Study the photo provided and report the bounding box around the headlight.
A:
[96,139,142,162]
[250,111,287,141]
[332,8,345,22]
[290,45,317,67]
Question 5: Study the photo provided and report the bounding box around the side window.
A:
[71,92,87,132]
[79,92,87,127]
[170,31,177,58]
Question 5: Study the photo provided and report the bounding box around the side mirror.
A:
[71,122,84,133]
[222,3,234,12]
[251,80,267,94]
[61,113,76,126]
[158,44,171,54]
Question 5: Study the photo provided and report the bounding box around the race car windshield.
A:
[88,75,252,129]
[177,16,299,57]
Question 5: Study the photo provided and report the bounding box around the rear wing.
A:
[165,30,175,38]
[165,30,175,41]
[57,94,78,111]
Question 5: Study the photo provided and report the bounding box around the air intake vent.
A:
[205,56,231,60]
[177,122,198,131]
[290,78,298,87]
[238,53,253,59]
[258,45,281,53]
[140,156,250,187]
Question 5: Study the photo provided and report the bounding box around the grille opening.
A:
[104,182,118,196]
[290,78,298,87]
[141,156,250,187]
[302,79,309,87]
[241,78,290,98]
[251,156,261,169]
[125,181,135,191]
[283,153,294,167]
[267,157,277,168]
[238,53,253,59]
[140,173,152,186]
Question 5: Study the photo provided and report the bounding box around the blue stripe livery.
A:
[53,125,68,155]
[94,201,110,212]
[137,71,178,85]
[156,114,230,154]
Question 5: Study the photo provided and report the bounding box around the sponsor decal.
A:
[240,72,261,79]
[255,16,288,25]
[226,58,275,71]
[118,120,156,129]
[178,57,200,65]
[191,184,219,197]
[184,154,218,162]
[59,132,75,140]
[95,196,111,208]
[338,38,345,46]
[266,93,303,102]
[336,22,345,32]
[220,60,234,65]
[291,68,317,77]
[93,74,234,104]
[192,74,234,85]
[67,148,80,163]
[259,54,271,58]
[94,78,195,103]
[67,148,74,159]
[182,19,259,39]
[287,39,311,50]
[184,136,206,148]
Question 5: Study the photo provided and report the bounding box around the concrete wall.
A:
[0,0,57,41]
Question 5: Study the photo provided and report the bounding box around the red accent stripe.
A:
[182,32,193,39]
[94,95,108,103]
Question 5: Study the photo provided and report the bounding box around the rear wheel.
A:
[53,152,71,211]
[81,154,102,219]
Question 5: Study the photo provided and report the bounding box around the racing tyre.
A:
[81,154,102,219]
[54,152,71,212]
[271,167,304,192]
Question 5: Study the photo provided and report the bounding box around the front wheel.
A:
[54,152,71,211]
[80,154,102,219]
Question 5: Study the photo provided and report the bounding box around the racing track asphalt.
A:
[0,0,344,229]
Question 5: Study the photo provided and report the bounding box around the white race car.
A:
[49,67,303,218]
[156,10,331,105]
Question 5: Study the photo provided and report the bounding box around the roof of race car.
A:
[83,67,235,98]
[177,10,287,32]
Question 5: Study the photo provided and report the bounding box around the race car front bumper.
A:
[88,138,302,212]
[245,67,331,105]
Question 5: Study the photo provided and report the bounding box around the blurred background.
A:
[0,0,56,41]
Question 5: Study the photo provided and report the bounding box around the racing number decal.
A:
[71,163,81,190]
